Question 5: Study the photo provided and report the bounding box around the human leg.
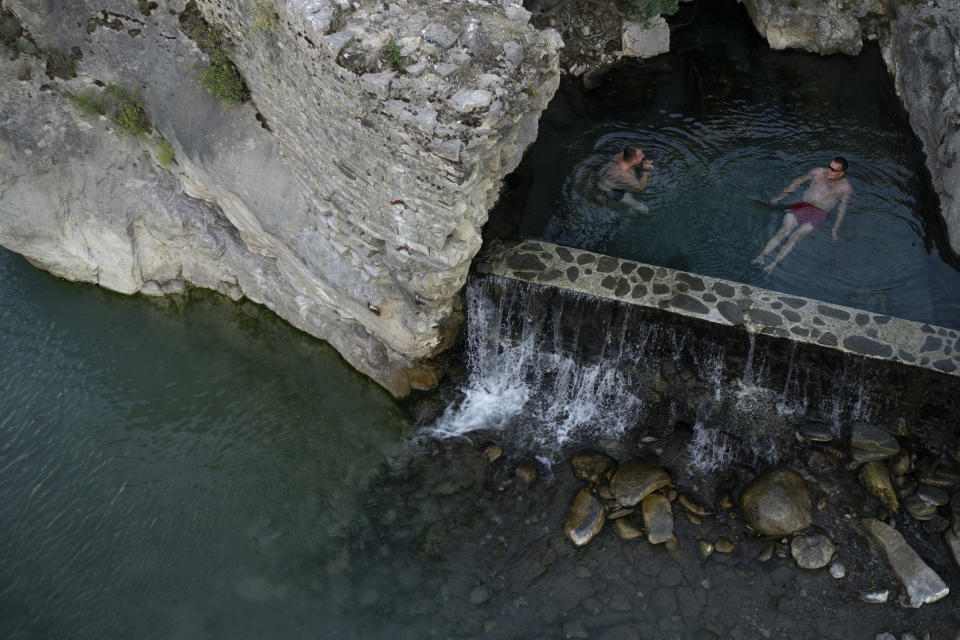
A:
[623,192,650,214]
[753,213,797,264]
[763,222,814,273]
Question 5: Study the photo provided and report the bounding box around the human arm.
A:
[831,186,852,241]
[770,169,816,204]
[631,158,654,192]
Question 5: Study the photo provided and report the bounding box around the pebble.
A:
[829,561,845,578]
[756,544,774,562]
[916,484,949,506]
[698,540,714,558]
[714,537,735,554]
[859,589,890,603]
[483,444,502,463]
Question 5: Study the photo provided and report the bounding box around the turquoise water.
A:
[514,3,960,329]
[0,247,412,638]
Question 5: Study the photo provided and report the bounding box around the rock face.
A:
[881,0,960,256]
[861,518,950,608]
[740,468,813,535]
[0,0,561,395]
[741,0,888,55]
[741,0,960,257]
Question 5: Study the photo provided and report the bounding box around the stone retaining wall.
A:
[476,239,960,377]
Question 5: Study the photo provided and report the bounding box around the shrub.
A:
[44,48,76,79]
[155,137,175,167]
[68,89,106,116]
[621,0,679,21]
[197,49,249,107]
[107,84,151,137]
[0,9,22,49]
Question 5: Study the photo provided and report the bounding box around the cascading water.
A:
[429,276,650,450]
[429,275,881,474]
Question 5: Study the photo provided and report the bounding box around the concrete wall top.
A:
[476,239,960,377]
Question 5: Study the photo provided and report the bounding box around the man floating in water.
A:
[597,145,654,213]
[753,157,853,274]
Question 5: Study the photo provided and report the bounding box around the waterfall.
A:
[427,275,883,470]
[429,276,650,451]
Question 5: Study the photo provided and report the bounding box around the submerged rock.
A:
[903,494,937,521]
[641,493,673,545]
[860,518,950,607]
[571,450,618,485]
[610,459,670,507]
[850,422,900,457]
[565,488,606,546]
[790,534,835,570]
[740,468,813,535]
[613,517,643,540]
[858,461,899,513]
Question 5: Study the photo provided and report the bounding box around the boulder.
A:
[565,488,606,546]
[610,459,670,507]
[620,17,670,59]
[740,468,813,535]
[741,0,887,56]
[860,518,950,607]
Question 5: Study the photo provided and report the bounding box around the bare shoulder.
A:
[840,178,853,193]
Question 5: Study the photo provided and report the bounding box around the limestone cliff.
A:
[741,0,960,257]
[0,0,561,395]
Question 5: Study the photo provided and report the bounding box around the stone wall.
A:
[0,0,561,395]
[741,0,960,256]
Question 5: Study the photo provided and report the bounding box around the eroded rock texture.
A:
[0,0,561,395]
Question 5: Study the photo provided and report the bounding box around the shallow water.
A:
[3,247,959,639]
[512,2,960,328]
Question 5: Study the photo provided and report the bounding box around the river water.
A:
[3,245,959,639]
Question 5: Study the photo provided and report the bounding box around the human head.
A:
[623,145,643,162]
[828,156,848,175]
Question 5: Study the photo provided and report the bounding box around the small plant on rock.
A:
[155,137,176,167]
[43,48,77,79]
[380,38,403,70]
[68,89,106,116]
[107,84,152,137]
[251,0,278,34]
[197,49,249,107]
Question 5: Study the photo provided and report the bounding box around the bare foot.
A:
[751,255,765,265]
[763,264,774,275]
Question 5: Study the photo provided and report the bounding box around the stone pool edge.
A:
[475,240,960,377]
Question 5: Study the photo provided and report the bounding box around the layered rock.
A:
[0,0,561,395]
[881,0,960,256]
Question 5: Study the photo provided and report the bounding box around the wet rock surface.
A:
[740,468,813,535]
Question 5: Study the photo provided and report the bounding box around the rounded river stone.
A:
[565,487,605,546]
[641,493,673,544]
[571,450,618,484]
[790,534,836,569]
[740,468,813,535]
[610,459,671,507]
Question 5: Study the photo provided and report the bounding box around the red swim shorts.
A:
[788,201,828,229]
